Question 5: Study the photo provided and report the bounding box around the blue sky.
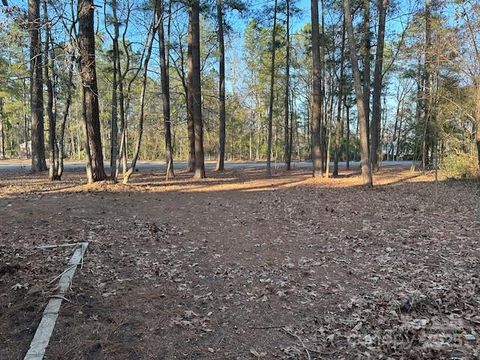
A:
[0,0,428,129]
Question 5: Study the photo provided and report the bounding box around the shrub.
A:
[441,153,479,179]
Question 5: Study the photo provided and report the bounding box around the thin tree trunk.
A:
[476,124,480,170]
[325,115,331,177]
[57,60,73,178]
[284,0,291,170]
[43,0,59,180]
[215,0,226,171]
[311,0,323,177]
[396,105,405,160]
[29,0,47,172]
[333,17,346,177]
[157,0,175,178]
[109,0,119,181]
[249,125,252,161]
[370,0,388,171]
[123,18,156,183]
[422,0,432,170]
[413,59,423,163]
[391,94,401,160]
[189,0,205,179]
[345,99,350,170]
[344,0,373,186]
[186,16,196,172]
[115,2,131,179]
[475,83,480,169]
[266,0,278,175]
[462,9,480,171]
[22,79,30,159]
[0,98,4,159]
[363,0,371,138]
[289,89,294,164]
[320,0,326,173]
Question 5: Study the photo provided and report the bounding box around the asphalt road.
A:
[0,160,415,173]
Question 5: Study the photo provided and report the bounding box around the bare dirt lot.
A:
[1,165,479,359]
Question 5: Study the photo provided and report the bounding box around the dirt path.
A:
[1,167,479,359]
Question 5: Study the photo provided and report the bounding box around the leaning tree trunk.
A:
[29,0,47,172]
[344,0,373,186]
[157,0,175,178]
[370,0,388,171]
[123,19,156,184]
[266,0,278,176]
[188,0,205,179]
[215,0,226,172]
[78,0,106,183]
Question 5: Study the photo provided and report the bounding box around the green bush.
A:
[441,153,479,179]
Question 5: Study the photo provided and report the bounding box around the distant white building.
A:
[19,141,31,158]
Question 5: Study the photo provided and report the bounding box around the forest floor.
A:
[1,163,479,359]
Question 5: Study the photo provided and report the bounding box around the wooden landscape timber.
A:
[24,242,89,360]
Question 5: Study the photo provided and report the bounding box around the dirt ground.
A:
[1,164,479,359]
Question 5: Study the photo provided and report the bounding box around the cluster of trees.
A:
[0,0,478,184]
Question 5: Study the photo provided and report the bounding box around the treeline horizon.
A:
[0,0,478,184]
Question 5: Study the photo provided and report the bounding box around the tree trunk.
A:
[215,0,226,172]
[188,0,205,179]
[116,4,129,179]
[345,97,350,170]
[370,0,388,171]
[363,0,371,139]
[476,84,480,170]
[43,0,59,180]
[266,0,278,175]
[422,0,432,170]
[391,93,401,160]
[78,0,106,183]
[311,0,323,177]
[333,17,346,177]
[157,0,175,178]
[58,62,73,178]
[186,16,196,172]
[0,98,4,159]
[22,79,30,159]
[123,18,156,183]
[289,90,294,164]
[396,106,405,160]
[320,0,326,173]
[413,59,423,163]
[29,0,47,172]
[109,0,120,181]
[284,0,291,170]
[344,0,373,186]
[462,9,480,172]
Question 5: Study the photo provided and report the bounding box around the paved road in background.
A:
[0,160,415,173]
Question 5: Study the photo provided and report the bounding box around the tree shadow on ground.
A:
[1,164,479,360]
